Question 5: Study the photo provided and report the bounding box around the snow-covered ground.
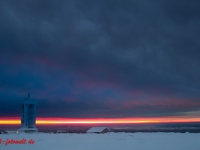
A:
[0,132,200,150]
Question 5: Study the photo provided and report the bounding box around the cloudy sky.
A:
[1,0,200,119]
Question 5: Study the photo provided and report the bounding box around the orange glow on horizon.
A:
[1,117,200,125]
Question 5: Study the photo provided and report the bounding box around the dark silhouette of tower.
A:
[18,93,38,133]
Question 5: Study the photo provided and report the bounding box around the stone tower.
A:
[18,93,38,133]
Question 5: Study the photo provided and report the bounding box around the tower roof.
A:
[22,93,37,104]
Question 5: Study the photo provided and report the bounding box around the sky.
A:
[0,0,200,122]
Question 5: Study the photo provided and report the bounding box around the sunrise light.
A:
[1,117,200,125]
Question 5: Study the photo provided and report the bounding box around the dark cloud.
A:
[0,0,200,118]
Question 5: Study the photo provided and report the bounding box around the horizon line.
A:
[1,116,200,125]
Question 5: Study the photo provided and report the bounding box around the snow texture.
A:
[0,132,200,150]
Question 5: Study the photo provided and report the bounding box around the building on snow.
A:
[87,127,110,133]
[18,93,38,133]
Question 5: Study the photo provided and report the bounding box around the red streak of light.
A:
[1,117,200,125]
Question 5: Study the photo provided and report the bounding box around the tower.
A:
[18,93,38,133]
